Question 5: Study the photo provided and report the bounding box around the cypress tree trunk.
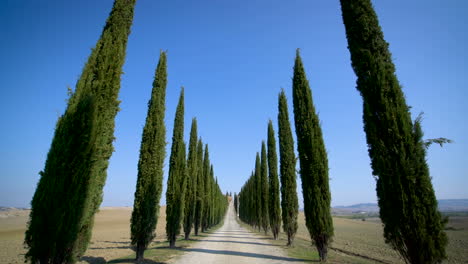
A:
[277,90,299,246]
[130,51,167,261]
[183,118,198,240]
[165,88,187,248]
[24,1,136,263]
[201,145,211,232]
[194,139,204,235]
[339,1,447,263]
[260,142,270,234]
[292,50,334,261]
[267,120,281,240]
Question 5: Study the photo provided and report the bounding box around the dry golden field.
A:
[294,212,468,263]
[0,207,167,264]
[1,207,467,263]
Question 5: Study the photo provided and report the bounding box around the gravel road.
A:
[172,202,306,264]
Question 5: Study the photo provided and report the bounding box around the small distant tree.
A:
[234,193,238,215]
[165,88,187,248]
[340,0,448,263]
[292,50,333,261]
[183,118,199,240]
[201,144,211,232]
[193,139,204,235]
[267,120,281,240]
[254,153,263,231]
[260,142,270,234]
[277,90,299,246]
[130,51,167,261]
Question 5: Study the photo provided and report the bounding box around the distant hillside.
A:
[333,199,468,215]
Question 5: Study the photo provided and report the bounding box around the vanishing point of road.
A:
[172,202,306,264]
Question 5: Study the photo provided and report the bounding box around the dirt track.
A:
[172,203,305,264]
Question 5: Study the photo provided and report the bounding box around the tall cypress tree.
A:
[165,88,187,248]
[292,50,333,261]
[130,52,167,261]
[277,90,299,246]
[340,1,447,263]
[201,144,211,232]
[209,165,216,227]
[24,1,136,263]
[183,118,198,239]
[254,153,263,231]
[234,192,238,215]
[194,139,204,235]
[260,142,270,234]
[267,120,281,240]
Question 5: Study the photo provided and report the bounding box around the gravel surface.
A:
[172,203,305,264]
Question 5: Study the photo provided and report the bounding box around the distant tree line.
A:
[238,51,333,261]
[24,0,227,263]
[238,0,448,263]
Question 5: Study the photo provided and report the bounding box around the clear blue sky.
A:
[1,0,467,208]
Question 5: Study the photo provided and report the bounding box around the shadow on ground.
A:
[194,239,275,247]
[89,246,131,250]
[107,258,165,264]
[98,240,131,244]
[80,256,106,264]
[198,235,269,240]
[180,248,313,262]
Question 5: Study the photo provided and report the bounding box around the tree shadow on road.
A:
[194,239,275,247]
[98,240,130,244]
[199,235,269,240]
[107,258,165,264]
[89,246,131,250]
[180,248,315,262]
[80,256,106,264]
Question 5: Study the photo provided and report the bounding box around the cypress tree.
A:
[183,118,198,240]
[193,139,204,235]
[339,0,447,263]
[165,88,187,248]
[201,144,211,232]
[254,153,263,231]
[210,166,216,227]
[130,51,167,261]
[260,142,270,234]
[267,120,281,240]
[24,1,136,263]
[277,90,299,246]
[292,50,334,261]
[234,192,238,216]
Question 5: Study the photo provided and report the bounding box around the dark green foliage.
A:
[292,50,334,261]
[234,193,238,215]
[201,145,211,232]
[254,153,263,231]
[25,95,97,264]
[238,172,256,226]
[340,0,447,262]
[210,166,216,226]
[165,89,187,248]
[267,120,281,240]
[277,90,299,246]
[193,139,204,235]
[183,118,198,240]
[191,144,226,232]
[130,52,167,261]
[260,142,270,234]
[24,1,136,263]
